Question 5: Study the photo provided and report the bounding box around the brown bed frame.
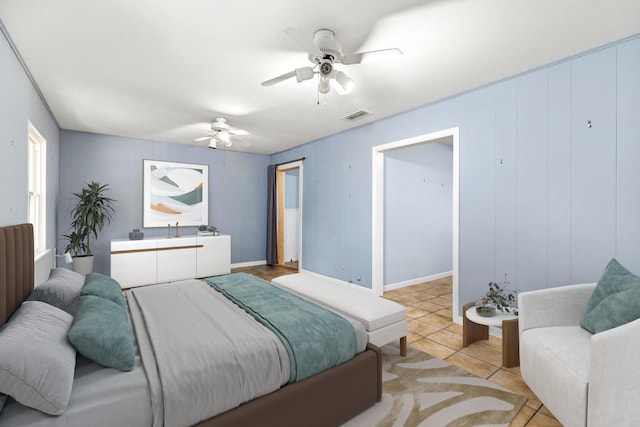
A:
[0,223,382,427]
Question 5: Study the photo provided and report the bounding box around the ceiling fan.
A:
[194,117,249,149]
[262,28,402,96]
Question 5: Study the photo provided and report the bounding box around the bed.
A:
[0,223,382,427]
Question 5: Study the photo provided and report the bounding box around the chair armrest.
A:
[518,283,596,334]
[589,318,640,425]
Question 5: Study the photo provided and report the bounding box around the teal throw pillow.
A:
[68,295,135,371]
[81,272,125,307]
[581,258,640,334]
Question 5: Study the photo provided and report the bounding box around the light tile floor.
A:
[382,277,561,427]
[232,265,561,426]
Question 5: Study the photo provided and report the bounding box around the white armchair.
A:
[519,283,640,427]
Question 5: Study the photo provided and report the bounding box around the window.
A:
[28,121,46,254]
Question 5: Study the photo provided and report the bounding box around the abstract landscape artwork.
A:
[143,159,208,227]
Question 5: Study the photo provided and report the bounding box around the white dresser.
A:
[110,234,231,288]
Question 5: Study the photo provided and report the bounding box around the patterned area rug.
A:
[343,344,527,427]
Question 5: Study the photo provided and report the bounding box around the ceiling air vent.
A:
[343,109,372,122]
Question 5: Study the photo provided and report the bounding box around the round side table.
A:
[462,301,519,368]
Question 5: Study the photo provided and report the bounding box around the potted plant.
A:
[476,275,518,317]
[64,181,115,275]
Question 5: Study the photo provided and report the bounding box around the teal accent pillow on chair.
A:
[581,258,640,334]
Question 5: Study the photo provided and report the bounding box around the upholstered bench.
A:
[272,272,407,356]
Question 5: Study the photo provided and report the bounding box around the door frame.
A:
[276,160,304,267]
[371,127,460,319]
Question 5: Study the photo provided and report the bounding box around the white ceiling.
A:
[1,0,639,155]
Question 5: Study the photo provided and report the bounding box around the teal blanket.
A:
[204,273,357,383]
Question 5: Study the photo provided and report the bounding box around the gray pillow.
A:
[35,267,85,315]
[0,301,76,415]
[68,295,135,371]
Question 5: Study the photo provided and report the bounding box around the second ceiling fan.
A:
[262,28,402,96]
[194,117,249,149]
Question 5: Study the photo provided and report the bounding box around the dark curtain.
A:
[266,164,278,265]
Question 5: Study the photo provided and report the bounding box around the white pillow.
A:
[0,301,76,415]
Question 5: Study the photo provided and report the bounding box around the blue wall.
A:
[58,130,270,274]
[273,128,377,285]
[272,35,640,312]
[0,26,59,248]
[384,142,453,284]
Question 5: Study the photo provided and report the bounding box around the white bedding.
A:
[128,280,291,427]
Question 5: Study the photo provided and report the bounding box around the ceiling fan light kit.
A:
[318,76,330,94]
[208,132,232,149]
[334,71,355,94]
[319,59,333,76]
[295,67,314,82]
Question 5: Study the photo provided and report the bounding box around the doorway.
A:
[372,127,460,320]
[276,160,303,268]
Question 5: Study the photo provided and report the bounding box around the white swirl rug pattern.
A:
[344,344,527,427]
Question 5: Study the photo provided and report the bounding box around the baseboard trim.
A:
[231,260,267,268]
[383,270,453,292]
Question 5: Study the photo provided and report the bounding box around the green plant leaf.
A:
[64,181,115,257]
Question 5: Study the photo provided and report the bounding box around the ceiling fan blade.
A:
[194,136,210,142]
[283,27,322,56]
[230,128,249,136]
[231,135,251,147]
[262,70,296,87]
[341,48,403,65]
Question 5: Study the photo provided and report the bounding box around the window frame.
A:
[27,120,46,255]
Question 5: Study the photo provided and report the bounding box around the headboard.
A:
[0,223,34,327]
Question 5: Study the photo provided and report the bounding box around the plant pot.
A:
[475,302,497,317]
[71,255,94,276]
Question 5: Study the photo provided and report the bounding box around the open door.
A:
[276,165,301,268]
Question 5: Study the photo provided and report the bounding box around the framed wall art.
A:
[143,159,209,228]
